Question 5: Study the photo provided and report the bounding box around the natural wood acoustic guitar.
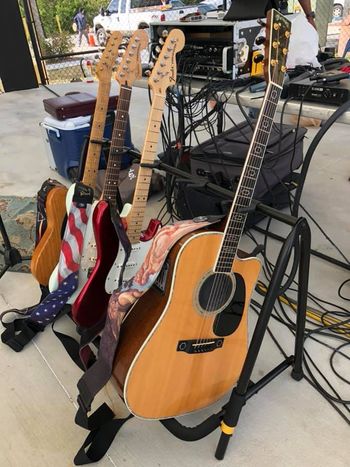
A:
[113,9,292,419]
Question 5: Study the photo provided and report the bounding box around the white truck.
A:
[93,0,203,45]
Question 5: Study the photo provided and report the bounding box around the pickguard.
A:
[212,273,246,337]
[105,239,153,294]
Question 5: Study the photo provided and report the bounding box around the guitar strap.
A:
[74,216,221,464]
[1,183,94,352]
[52,204,132,372]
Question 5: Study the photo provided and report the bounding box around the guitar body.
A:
[105,202,161,294]
[71,200,120,328]
[48,184,98,302]
[113,231,261,420]
[30,186,67,286]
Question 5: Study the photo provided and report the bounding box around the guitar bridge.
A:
[177,338,224,354]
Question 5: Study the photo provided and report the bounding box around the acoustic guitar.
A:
[71,29,149,329]
[48,31,123,298]
[113,9,291,419]
[105,29,186,294]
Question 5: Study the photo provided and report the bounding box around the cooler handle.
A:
[41,122,61,139]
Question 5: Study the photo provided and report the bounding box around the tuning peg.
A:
[161,30,169,38]
[253,54,264,64]
[148,61,155,69]
[155,45,161,54]
[159,37,165,46]
[144,70,152,77]
[255,36,266,46]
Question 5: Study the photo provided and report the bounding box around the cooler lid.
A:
[43,115,91,130]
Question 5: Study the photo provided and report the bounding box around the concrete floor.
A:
[0,82,349,466]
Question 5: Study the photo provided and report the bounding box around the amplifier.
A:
[288,75,350,106]
[150,19,262,80]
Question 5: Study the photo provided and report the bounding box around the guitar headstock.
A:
[96,31,123,82]
[115,30,149,86]
[264,9,291,87]
[148,29,185,95]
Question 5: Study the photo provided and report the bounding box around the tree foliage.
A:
[36,0,102,35]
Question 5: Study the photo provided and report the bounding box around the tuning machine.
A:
[161,29,169,38]
[253,54,264,64]
[255,36,266,46]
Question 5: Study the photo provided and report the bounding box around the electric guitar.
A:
[71,30,149,329]
[48,31,123,301]
[30,184,67,286]
[113,10,291,419]
[105,29,185,294]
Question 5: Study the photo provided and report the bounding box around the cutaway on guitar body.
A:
[113,231,260,420]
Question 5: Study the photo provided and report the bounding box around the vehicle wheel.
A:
[138,22,149,30]
[96,27,107,46]
[333,4,344,19]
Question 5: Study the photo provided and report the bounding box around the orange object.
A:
[88,32,96,47]
[30,186,68,286]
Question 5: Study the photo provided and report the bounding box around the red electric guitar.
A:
[71,30,149,329]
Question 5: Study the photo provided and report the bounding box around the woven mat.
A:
[0,196,36,273]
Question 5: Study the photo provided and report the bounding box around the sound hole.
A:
[197,272,236,314]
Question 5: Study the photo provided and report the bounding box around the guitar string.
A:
[195,93,277,345]
[207,91,280,342]
[205,35,283,343]
[198,28,284,344]
[202,31,283,341]
[197,90,278,345]
[103,86,132,204]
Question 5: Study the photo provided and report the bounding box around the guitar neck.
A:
[102,85,132,206]
[82,80,112,189]
[127,93,165,244]
[215,82,282,272]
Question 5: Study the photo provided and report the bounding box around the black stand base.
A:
[0,214,31,280]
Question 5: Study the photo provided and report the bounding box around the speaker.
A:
[0,0,38,92]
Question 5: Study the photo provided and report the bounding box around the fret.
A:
[215,82,282,272]
[102,85,132,202]
[128,93,166,239]
[82,80,112,188]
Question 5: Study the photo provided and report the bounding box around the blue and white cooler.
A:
[40,114,133,180]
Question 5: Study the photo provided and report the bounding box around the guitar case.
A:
[175,120,307,223]
[43,92,119,120]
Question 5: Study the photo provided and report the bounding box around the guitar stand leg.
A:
[215,391,244,460]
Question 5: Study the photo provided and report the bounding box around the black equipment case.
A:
[175,120,307,221]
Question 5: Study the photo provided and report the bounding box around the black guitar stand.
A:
[0,213,31,280]
[156,173,311,461]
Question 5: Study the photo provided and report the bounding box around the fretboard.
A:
[102,85,132,206]
[82,80,112,189]
[215,83,282,273]
[127,93,166,244]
